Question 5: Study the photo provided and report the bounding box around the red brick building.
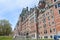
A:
[14,0,60,39]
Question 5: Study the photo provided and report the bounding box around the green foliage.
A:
[14,37,53,40]
[26,38,53,40]
[0,19,12,36]
[0,36,12,40]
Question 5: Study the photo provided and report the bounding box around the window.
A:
[43,24,46,28]
[38,33,40,38]
[44,36,48,38]
[43,18,46,23]
[58,3,60,7]
[59,10,60,14]
[58,36,60,38]
[51,16,54,18]
[30,17,34,23]
[44,30,47,34]
[41,32,42,34]
[50,9,54,14]
[43,14,45,17]
[46,13,47,16]
[48,16,50,20]
[48,12,49,15]
[53,28,55,32]
[50,28,52,33]
[55,5,57,8]
[32,34,35,37]
[52,22,54,24]
[54,0,56,2]
[50,35,52,38]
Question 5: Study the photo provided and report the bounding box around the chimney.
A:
[26,7,28,11]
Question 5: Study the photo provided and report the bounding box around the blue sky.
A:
[0,0,39,30]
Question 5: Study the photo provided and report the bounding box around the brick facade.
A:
[14,0,60,39]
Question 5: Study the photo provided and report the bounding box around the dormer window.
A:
[38,0,46,9]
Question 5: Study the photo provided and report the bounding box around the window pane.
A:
[55,5,57,8]
[48,16,50,20]
[54,0,56,2]
[58,3,60,7]
[50,29,52,33]
[50,35,52,38]
[59,10,60,14]
[44,36,48,38]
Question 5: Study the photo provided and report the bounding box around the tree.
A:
[0,19,12,36]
